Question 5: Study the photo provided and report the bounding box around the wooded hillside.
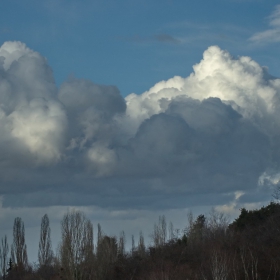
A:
[1,202,280,280]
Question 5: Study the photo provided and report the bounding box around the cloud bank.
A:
[0,41,280,212]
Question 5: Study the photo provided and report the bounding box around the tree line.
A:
[1,201,280,279]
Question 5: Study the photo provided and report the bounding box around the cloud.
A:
[117,33,181,45]
[258,170,280,188]
[58,78,126,176]
[0,41,280,215]
[0,41,67,164]
[123,46,279,132]
[249,5,280,43]
[153,34,181,44]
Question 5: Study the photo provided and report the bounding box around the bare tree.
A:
[38,214,53,267]
[240,246,259,280]
[168,221,175,241]
[59,210,94,280]
[152,215,167,247]
[83,219,94,261]
[210,250,230,280]
[118,231,126,256]
[11,217,28,268]
[207,208,229,238]
[96,223,102,256]
[0,235,9,279]
[131,235,135,255]
[98,235,117,262]
[96,233,118,279]
[184,210,194,236]
[159,215,167,245]
[137,231,145,257]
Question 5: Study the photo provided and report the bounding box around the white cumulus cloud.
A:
[0,41,279,213]
[0,41,67,164]
[123,45,280,136]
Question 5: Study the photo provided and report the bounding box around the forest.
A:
[1,199,280,280]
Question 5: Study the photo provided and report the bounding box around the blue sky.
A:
[1,0,280,262]
[1,0,279,95]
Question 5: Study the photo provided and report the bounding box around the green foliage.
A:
[177,234,187,246]
[187,214,207,242]
[230,201,280,230]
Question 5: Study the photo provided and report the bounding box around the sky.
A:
[1,0,280,262]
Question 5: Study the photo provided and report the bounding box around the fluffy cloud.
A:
[0,41,279,213]
[124,45,279,126]
[58,78,126,175]
[0,41,67,164]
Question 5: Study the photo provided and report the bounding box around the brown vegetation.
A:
[1,203,280,279]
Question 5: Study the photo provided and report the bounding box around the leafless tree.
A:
[11,217,28,268]
[118,231,126,256]
[168,221,175,241]
[59,210,94,280]
[131,235,135,255]
[240,246,259,280]
[137,231,145,257]
[98,235,117,262]
[97,223,102,255]
[210,250,230,280]
[0,235,9,279]
[152,215,167,248]
[38,214,53,267]
[207,208,229,238]
[96,234,118,279]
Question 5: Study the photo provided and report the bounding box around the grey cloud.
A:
[58,77,126,176]
[83,94,270,197]
[59,78,126,147]
[120,113,196,176]
[0,41,279,218]
[59,78,125,116]
[0,42,67,165]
